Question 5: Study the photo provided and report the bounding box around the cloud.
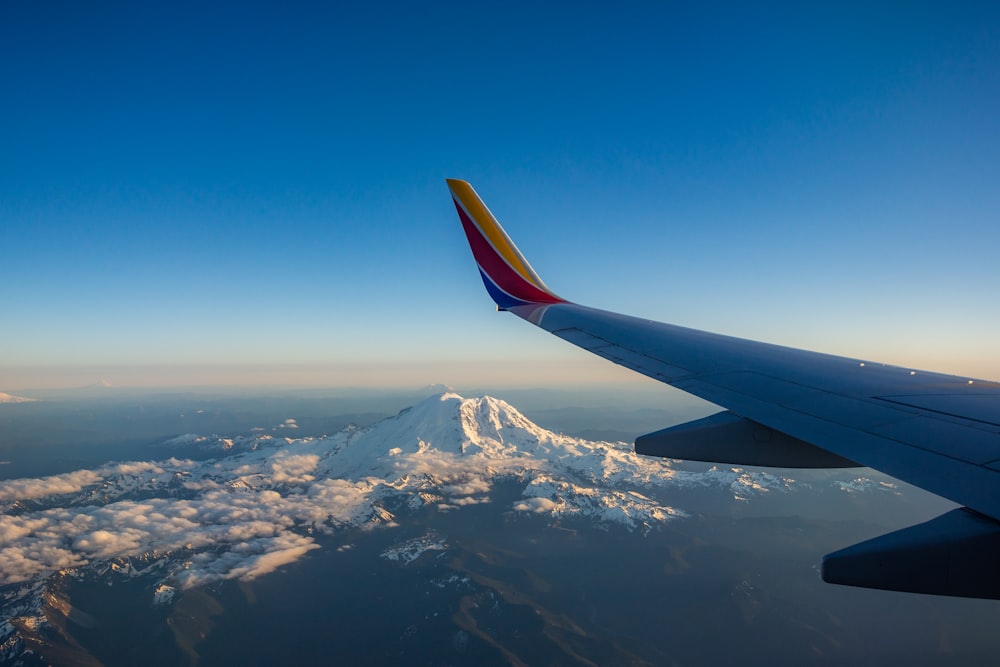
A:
[107,462,164,476]
[450,496,490,506]
[173,534,319,588]
[73,528,147,559]
[0,543,84,584]
[0,467,383,589]
[441,478,491,496]
[0,469,104,501]
[269,453,319,484]
[512,497,561,513]
[0,394,703,597]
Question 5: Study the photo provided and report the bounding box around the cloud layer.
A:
[0,394,795,596]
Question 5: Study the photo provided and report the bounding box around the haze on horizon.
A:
[0,358,653,393]
[2,3,998,391]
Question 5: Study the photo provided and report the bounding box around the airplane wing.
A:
[447,178,1000,599]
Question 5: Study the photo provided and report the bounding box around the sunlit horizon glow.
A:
[2,3,997,391]
[5,342,998,392]
[0,358,658,392]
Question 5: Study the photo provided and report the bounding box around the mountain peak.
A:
[349,393,554,460]
[0,388,822,653]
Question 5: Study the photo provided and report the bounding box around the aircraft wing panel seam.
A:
[550,328,613,350]
[874,396,1000,430]
[672,377,1000,516]
[547,327,696,381]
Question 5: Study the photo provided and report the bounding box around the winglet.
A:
[447,179,565,309]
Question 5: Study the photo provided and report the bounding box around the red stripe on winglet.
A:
[453,200,564,304]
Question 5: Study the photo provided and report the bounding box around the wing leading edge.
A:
[447,178,1000,599]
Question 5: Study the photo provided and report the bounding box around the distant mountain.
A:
[0,393,901,665]
[0,392,36,404]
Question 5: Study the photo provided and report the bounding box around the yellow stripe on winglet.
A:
[446,179,544,287]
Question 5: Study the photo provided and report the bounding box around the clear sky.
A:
[2,1,998,389]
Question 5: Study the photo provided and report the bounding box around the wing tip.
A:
[448,179,565,307]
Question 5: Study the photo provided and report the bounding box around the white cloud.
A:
[441,478,491,496]
[0,459,387,590]
[450,496,490,506]
[0,394,705,597]
[269,453,319,484]
[0,469,104,501]
[107,462,164,476]
[173,534,319,588]
[512,497,561,513]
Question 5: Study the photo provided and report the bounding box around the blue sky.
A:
[2,1,998,389]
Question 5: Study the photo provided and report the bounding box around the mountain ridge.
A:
[0,392,895,664]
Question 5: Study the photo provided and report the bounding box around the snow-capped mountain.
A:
[0,393,896,662]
